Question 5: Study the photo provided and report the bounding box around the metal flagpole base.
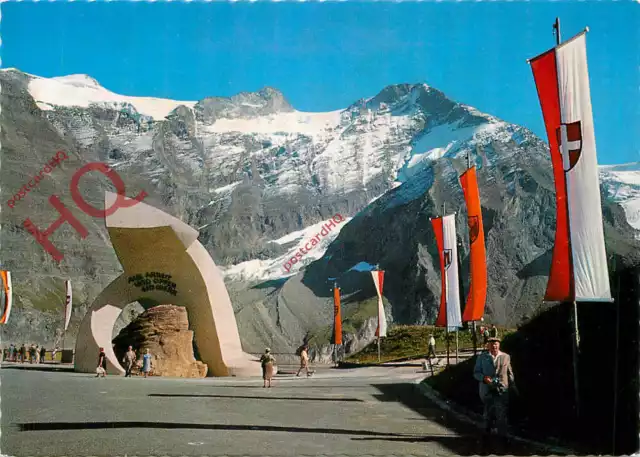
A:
[571,301,581,419]
[455,329,459,364]
[446,328,450,366]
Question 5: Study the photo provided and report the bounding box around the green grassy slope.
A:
[345,325,515,364]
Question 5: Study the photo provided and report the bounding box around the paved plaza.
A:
[1,364,540,456]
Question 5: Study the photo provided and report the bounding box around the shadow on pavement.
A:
[370,383,552,456]
[0,364,74,373]
[148,393,364,402]
[352,434,535,456]
[16,421,410,438]
[205,385,369,389]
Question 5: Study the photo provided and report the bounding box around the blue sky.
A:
[2,1,638,165]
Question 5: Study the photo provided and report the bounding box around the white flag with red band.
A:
[371,270,387,337]
[433,214,463,330]
[529,31,611,302]
[64,280,72,331]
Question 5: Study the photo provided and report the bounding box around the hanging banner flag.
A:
[332,284,342,345]
[0,271,13,325]
[371,270,387,337]
[431,215,462,330]
[64,280,73,331]
[460,167,487,321]
[529,30,611,302]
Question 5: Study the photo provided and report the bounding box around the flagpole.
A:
[553,17,561,46]
[62,283,66,356]
[570,303,581,416]
[472,320,477,355]
[611,257,620,454]
[332,281,338,367]
[442,203,450,367]
[454,333,458,365]
[331,278,343,367]
[552,15,582,420]
[375,264,381,363]
[456,235,464,364]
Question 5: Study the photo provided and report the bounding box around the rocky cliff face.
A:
[1,68,638,360]
[112,305,208,378]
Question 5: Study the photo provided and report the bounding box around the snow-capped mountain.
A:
[1,68,638,354]
[27,71,197,120]
[600,163,640,235]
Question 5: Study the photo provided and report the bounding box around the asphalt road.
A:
[0,364,539,456]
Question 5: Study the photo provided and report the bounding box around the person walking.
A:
[427,335,437,360]
[19,344,25,363]
[489,325,499,339]
[141,349,152,378]
[40,346,46,364]
[260,348,276,388]
[473,337,517,448]
[296,344,313,377]
[122,346,136,377]
[482,327,490,345]
[96,347,107,378]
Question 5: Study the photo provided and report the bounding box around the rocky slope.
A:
[1,68,638,358]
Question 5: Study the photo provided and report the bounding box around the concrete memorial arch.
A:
[74,192,260,377]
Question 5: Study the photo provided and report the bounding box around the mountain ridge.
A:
[1,68,638,357]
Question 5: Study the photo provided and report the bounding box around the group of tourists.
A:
[95,346,153,378]
[478,324,499,344]
[259,343,315,388]
[424,324,500,362]
[2,343,56,363]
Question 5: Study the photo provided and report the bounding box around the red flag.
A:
[529,31,611,302]
[431,217,447,327]
[460,167,487,321]
[333,286,342,345]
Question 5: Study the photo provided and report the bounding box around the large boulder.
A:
[113,304,208,378]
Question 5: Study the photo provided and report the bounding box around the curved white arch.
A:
[74,193,261,377]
